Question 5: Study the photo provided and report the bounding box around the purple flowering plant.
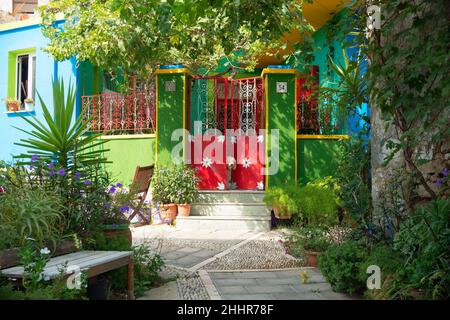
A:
[0,157,139,234]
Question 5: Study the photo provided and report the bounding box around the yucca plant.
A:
[14,79,108,170]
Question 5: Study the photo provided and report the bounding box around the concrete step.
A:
[196,191,265,204]
[175,215,271,232]
[191,203,271,217]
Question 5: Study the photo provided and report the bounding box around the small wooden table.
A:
[1,250,134,300]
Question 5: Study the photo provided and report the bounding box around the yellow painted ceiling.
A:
[257,0,350,67]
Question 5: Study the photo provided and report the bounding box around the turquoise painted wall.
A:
[0,22,78,163]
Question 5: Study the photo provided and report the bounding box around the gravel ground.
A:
[177,272,210,300]
[157,265,210,300]
[203,238,304,270]
[141,238,240,254]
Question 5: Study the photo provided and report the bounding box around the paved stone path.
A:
[133,226,353,300]
[132,225,256,270]
[205,269,351,300]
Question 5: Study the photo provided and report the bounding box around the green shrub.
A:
[284,225,332,259]
[318,240,368,295]
[0,284,27,300]
[357,244,403,299]
[358,244,402,283]
[263,186,297,218]
[0,187,64,246]
[263,187,284,207]
[391,199,450,299]
[264,181,338,223]
[133,244,165,297]
[294,184,338,224]
[335,135,371,224]
[0,224,19,251]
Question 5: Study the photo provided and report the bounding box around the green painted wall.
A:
[265,72,296,187]
[297,138,343,185]
[100,136,155,186]
[156,72,186,165]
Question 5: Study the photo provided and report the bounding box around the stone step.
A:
[191,203,271,217]
[197,191,265,204]
[175,215,271,232]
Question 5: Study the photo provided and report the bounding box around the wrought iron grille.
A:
[231,77,264,134]
[190,76,264,134]
[82,89,156,134]
[297,66,320,134]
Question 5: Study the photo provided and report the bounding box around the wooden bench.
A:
[1,250,134,300]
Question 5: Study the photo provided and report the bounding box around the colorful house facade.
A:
[0,0,366,190]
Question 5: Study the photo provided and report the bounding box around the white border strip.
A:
[203,267,315,273]
[198,270,222,300]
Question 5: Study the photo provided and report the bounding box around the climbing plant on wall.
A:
[364,0,449,208]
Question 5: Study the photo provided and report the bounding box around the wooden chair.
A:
[127,164,154,225]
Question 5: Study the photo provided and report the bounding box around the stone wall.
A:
[370,1,449,220]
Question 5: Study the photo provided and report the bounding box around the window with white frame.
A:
[16,53,36,108]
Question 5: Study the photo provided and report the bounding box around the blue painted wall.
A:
[345,35,369,137]
[310,19,370,137]
[0,22,77,163]
[284,10,369,137]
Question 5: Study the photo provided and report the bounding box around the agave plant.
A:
[13,79,108,169]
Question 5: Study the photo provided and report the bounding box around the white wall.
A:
[0,0,13,14]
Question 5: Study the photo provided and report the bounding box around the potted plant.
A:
[263,187,295,219]
[297,225,331,267]
[24,98,34,110]
[173,165,198,216]
[99,183,135,245]
[294,183,338,225]
[5,98,21,112]
[152,166,178,221]
[264,187,283,217]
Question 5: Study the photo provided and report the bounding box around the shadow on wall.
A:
[297,138,343,185]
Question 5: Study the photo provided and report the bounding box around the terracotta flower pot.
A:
[177,203,192,217]
[7,102,19,112]
[101,224,132,246]
[305,250,322,267]
[273,206,291,220]
[159,203,177,220]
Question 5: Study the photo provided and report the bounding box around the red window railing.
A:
[81,90,156,134]
[297,66,320,134]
